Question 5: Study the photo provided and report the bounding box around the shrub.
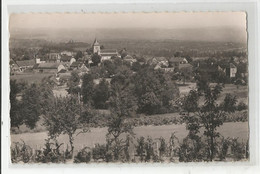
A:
[158,137,167,159]
[145,137,154,162]
[237,102,248,111]
[217,137,230,161]
[35,138,65,163]
[92,144,107,162]
[136,137,145,162]
[74,147,91,163]
[178,135,206,162]
[11,141,33,163]
[230,138,246,161]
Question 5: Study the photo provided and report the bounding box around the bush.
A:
[237,102,248,111]
[74,147,91,163]
[178,136,206,162]
[136,137,145,162]
[11,141,33,163]
[35,139,66,163]
[230,138,246,161]
[92,144,107,162]
[217,138,230,161]
[158,137,167,159]
[145,137,154,162]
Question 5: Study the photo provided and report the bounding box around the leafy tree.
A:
[102,60,117,77]
[91,53,101,66]
[179,66,193,85]
[106,68,137,161]
[133,66,179,114]
[120,48,127,59]
[67,71,81,95]
[43,96,86,157]
[93,79,110,109]
[131,62,142,72]
[181,83,237,161]
[21,83,42,129]
[38,77,55,115]
[10,80,27,129]
[81,73,95,104]
[75,51,83,61]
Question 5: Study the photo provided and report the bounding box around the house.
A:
[60,51,75,56]
[34,63,65,73]
[60,55,72,63]
[179,63,193,70]
[169,57,188,69]
[70,61,86,70]
[147,57,168,66]
[10,59,21,72]
[16,59,36,71]
[100,49,119,62]
[123,55,137,65]
[48,53,61,62]
[70,57,76,65]
[92,38,119,62]
[219,63,237,78]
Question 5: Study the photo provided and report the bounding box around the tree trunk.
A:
[69,134,74,158]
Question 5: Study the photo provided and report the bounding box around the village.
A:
[10,38,247,94]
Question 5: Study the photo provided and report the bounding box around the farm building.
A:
[123,55,137,65]
[15,59,36,71]
[34,63,66,73]
[219,63,237,78]
[147,57,168,66]
[70,61,89,71]
[48,53,61,62]
[179,63,193,70]
[100,49,119,62]
[59,55,72,63]
[169,57,188,69]
[60,51,75,56]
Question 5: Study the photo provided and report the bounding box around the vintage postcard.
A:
[9,12,249,164]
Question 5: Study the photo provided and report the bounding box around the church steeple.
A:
[93,38,101,54]
[93,38,100,46]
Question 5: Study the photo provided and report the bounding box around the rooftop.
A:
[16,59,35,67]
[36,63,60,69]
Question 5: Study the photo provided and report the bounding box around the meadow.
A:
[11,122,248,153]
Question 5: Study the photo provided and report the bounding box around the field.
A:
[11,122,248,152]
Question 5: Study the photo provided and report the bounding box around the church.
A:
[92,38,119,62]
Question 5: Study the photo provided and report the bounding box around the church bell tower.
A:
[93,38,100,55]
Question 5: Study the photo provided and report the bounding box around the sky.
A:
[9,12,246,30]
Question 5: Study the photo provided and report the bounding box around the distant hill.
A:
[10,27,247,44]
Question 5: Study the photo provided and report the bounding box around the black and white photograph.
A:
[8,12,250,164]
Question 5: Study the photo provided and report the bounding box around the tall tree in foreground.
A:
[20,83,42,129]
[106,68,137,161]
[43,96,87,158]
[181,83,237,161]
[10,80,26,129]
